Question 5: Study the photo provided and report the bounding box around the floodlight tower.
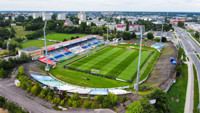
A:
[106,17,110,44]
[160,18,164,43]
[43,20,49,71]
[136,25,145,92]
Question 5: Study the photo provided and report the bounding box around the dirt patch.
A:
[28,61,47,76]
[141,43,178,90]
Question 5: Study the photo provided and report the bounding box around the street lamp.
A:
[136,25,145,92]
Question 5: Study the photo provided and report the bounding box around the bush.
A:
[155,38,160,42]
[67,99,72,106]
[102,93,118,108]
[30,83,42,96]
[72,101,77,108]
[87,94,91,100]
[74,92,79,100]
[60,100,65,106]
[95,95,104,104]
[53,98,60,105]
[91,102,98,109]
[83,100,91,109]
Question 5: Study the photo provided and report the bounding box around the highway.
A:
[174,26,200,109]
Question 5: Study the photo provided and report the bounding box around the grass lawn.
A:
[193,65,199,113]
[41,33,88,41]
[22,40,56,48]
[50,68,129,88]
[13,25,33,38]
[191,33,200,44]
[68,46,152,81]
[167,64,188,113]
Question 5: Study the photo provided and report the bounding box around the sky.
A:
[0,0,200,12]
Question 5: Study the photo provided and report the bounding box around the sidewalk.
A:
[184,61,194,113]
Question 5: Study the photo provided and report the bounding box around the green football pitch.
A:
[41,33,88,41]
[68,47,152,81]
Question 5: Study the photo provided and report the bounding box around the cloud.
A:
[0,0,200,12]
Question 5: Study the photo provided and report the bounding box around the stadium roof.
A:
[42,35,97,51]
[19,47,41,52]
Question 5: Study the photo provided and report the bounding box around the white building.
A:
[57,13,66,20]
[78,12,86,21]
[4,17,9,20]
[116,24,139,32]
[33,13,42,19]
[42,13,52,21]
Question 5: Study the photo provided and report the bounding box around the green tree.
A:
[147,32,154,39]
[123,31,132,40]
[30,83,42,96]
[0,68,5,78]
[126,101,143,113]
[178,21,184,28]
[195,31,199,38]
[102,93,118,108]
[148,88,169,113]
[19,66,25,75]
[53,98,60,105]
[60,100,65,106]
[83,100,91,109]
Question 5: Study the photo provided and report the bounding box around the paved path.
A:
[0,78,115,113]
[184,61,194,113]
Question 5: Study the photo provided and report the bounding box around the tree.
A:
[19,66,25,75]
[126,96,156,113]
[147,32,154,39]
[53,98,60,105]
[102,93,118,108]
[161,37,167,42]
[178,21,184,28]
[30,83,42,96]
[83,100,91,109]
[131,32,137,39]
[60,100,65,106]
[122,31,132,40]
[0,68,5,78]
[148,88,169,113]
[51,14,57,21]
[126,101,143,113]
[195,31,199,38]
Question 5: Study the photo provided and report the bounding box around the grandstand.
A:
[38,35,103,64]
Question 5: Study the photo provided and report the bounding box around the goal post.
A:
[91,69,100,75]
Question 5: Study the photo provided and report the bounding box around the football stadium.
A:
[22,34,160,95]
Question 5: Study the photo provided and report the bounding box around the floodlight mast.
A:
[160,19,164,43]
[43,20,49,71]
[136,25,144,92]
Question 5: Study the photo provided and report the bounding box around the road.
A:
[174,26,200,111]
[0,78,115,113]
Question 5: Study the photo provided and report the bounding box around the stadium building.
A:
[37,35,102,66]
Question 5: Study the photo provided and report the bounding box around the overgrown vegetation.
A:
[0,52,31,78]
[127,88,169,113]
